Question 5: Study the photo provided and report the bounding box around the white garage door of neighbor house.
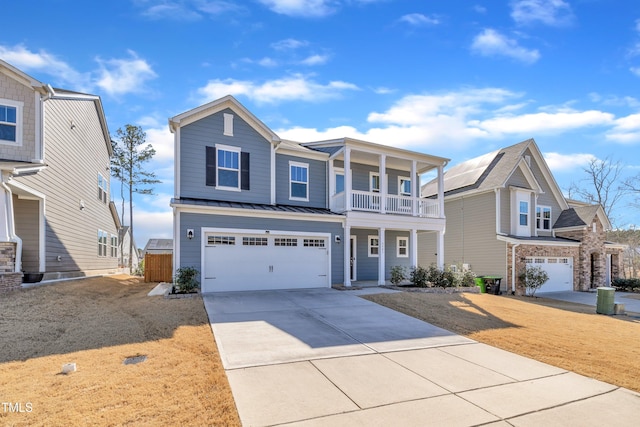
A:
[202,231,330,292]
[525,257,573,292]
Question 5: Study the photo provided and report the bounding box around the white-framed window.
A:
[223,113,234,136]
[216,144,241,190]
[98,173,108,203]
[592,222,597,233]
[370,172,380,193]
[303,238,326,247]
[397,236,408,258]
[289,161,309,201]
[243,236,268,246]
[536,206,552,230]
[519,200,529,226]
[98,230,108,257]
[334,168,345,194]
[398,177,412,196]
[208,235,236,245]
[0,99,22,146]
[110,234,118,258]
[368,235,379,257]
[275,238,298,247]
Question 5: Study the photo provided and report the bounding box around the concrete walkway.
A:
[204,288,640,426]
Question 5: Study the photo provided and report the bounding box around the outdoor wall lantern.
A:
[335,235,341,244]
[187,229,194,240]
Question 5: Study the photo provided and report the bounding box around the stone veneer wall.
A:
[556,221,607,290]
[507,243,580,295]
[0,242,23,291]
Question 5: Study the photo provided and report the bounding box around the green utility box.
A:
[596,287,615,315]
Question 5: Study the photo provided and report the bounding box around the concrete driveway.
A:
[204,288,640,426]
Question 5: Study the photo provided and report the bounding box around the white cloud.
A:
[271,38,309,50]
[373,87,395,94]
[299,54,330,66]
[631,67,640,77]
[606,113,640,144]
[258,0,338,17]
[0,44,92,91]
[95,50,158,96]
[471,29,540,64]
[196,74,359,104]
[139,0,242,20]
[471,110,615,136]
[398,13,440,26]
[510,0,574,27]
[132,209,173,248]
[543,152,596,172]
[144,126,175,163]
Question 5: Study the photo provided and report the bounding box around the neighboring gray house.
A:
[420,139,624,295]
[169,95,448,292]
[119,226,141,272]
[0,59,119,288]
[143,238,173,255]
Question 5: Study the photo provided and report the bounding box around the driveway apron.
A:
[204,288,640,427]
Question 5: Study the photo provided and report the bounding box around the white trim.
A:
[410,229,418,267]
[172,203,346,223]
[378,227,386,285]
[223,113,234,136]
[350,234,357,282]
[496,234,581,247]
[215,144,241,191]
[0,98,23,146]
[369,171,380,193]
[333,167,345,195]
[397,236,409,258]
[289,160,309,201]
[34,92,43,162]
[6,180,46,272]
[536,205,552,231]
[368,234,379,257]
[173,208,180,276]
[270,142,276,204]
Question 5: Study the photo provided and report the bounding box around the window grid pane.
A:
[303,239,325,247]
[275,238,298,247]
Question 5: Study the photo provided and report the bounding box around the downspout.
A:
[1,178,22,273]
[511,242,520,294]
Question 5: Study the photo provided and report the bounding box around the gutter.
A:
[1,178,22,273]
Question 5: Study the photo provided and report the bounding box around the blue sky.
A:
[3,0,640,247]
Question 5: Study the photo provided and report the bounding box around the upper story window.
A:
[0,100,22,146]
[217,145,240,190]
[335,169,344,194]
[519,200,529,226]
[290,161,309,201]
[536,206,551,230]
[370,172,380,192]
[399,177,412,196]
[98,173,108,203]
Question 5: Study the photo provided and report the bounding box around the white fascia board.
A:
[171,203,345,223]
[496,234,581,247]
[345,211,446,232]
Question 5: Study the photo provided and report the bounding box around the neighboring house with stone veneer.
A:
[420,139,624,295]
[0,59,119,289]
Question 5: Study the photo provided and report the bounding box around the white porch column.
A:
[437,165,445,218]
[379,154,386,214]
[410,229,418,268]
[411,159,417,216]
[345,147,352,211]
[344,223,351,287]
[378,227,386,285]
[436,230,444,270]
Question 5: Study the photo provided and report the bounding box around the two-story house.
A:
[420,139,624,295]
[0,59,120,289]
[169,95,448,292]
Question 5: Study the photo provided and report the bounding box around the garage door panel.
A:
[526,257,573,293]
[203,232,329,292]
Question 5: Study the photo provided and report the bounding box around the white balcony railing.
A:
[330,190,440,218]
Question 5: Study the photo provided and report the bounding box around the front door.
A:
[350,236,357,281]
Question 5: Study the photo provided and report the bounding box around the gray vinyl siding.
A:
[13,195,39,272]
[349,229,411,281]
[417,231,439,267]
[524,149,564,234]
[179,108,271,204]
[13,98,118,273]
[276,154,327,208]
[499,188,510,234]
[424,194,506,278]
[0,72,38,162]
[385,230,412,278]
[350,162,418,195]
[178,212,344,285]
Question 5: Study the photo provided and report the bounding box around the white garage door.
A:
[202,231,330,292]
[525,257,573,292]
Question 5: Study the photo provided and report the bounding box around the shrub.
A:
[390,266,407,286]
[133,259,144,277]
[612,278,640,292]
[518,265,549,297]
[174,266,200,293]
[410,266,429,287]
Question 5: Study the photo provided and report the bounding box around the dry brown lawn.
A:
[363,291,640,393]
[0,275,240,427]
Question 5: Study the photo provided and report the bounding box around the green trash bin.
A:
[596,287,615,315]
[475,277,486,293]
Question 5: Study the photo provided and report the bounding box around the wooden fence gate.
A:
[144,253,173,283]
